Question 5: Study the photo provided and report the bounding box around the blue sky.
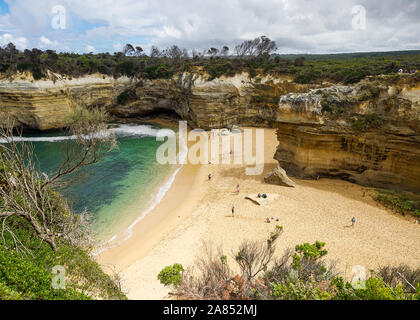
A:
[0,0,418,54]
[0,1,10,14]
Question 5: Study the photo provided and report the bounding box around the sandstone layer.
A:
[274,75,420,193]
[0,71,419,193]
[0,72,133,130]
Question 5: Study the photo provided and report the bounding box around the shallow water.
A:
[23,123,175,240]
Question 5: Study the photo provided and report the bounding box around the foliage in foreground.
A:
[159,227,420,300]
[0,209,126,300]
[0,110,125,300]
[158,263,184,287]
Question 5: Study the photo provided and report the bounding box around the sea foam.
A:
[0,124,161,143]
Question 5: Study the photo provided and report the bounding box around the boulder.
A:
[264,165,296,187]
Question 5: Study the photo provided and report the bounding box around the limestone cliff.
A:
[109,72,313,128]
[273,75,420,193]
[0,71,419,193]
[0,72,134,130]
[0,71,311,130]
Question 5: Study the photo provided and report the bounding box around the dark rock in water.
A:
[264,165,296,187]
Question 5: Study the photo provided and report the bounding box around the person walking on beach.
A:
[351,217,356,228]
[208,173,212,181]
[231,206,235,218]
[236,184,240,194]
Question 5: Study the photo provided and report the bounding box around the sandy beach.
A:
[97,128,420,300]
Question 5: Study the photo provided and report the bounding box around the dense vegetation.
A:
[0,219,125,300]
[159,226,420,300]
[0,110,125,300]
[0,175,126,300]
[0,36,419,84]
[374,189,420,220]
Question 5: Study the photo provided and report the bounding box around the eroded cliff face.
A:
[0,71,419,193]
[273,75,420,193]
[0,71,312,130]
[0,72,134,130]
[109,72,313,128]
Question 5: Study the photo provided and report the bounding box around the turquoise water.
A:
[22,124,174,240]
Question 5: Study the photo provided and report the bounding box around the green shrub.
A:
[353,277,406,300]
[142,63,173,79]
[116,61,138,77]
[271,280,331,300]
[292,241,327,270]
[117,88,138,105]
[0,246,90,300]
[0,214,126,300]
[0,281,22,300]
[158,263,184,287]
[248,68,257,79]
[374,189,420,218]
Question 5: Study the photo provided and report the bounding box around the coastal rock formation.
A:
[110,72,312,128]
[0,72,134,130]
[0,71,312,130]
[274,75,420,193]
[0,70,419,193]
[264,165,296,187]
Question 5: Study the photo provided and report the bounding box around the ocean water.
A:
[18,123,178,240]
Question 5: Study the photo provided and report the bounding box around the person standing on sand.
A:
[236,184,240,193]
[208,173,212,181]
[232,206,235,217]
[351,217,356,227]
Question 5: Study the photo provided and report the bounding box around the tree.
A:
[191,49,203,60]
[294,56,305,67]
[255,35,277,56]
[150,46,161,58]
[234,36,276,57]
[0,108,117,252]
[235,39,258,57]
[134,46,143,56]
[220,46,229,57]
[164,45,187,62]
[123,43,135,56]
[207,47,219,57]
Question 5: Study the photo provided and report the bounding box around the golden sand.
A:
[98,128,420,299]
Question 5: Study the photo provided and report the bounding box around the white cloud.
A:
[0,0,418,53]
[113,43,123,52]
[39,35,59,49]
[86,45,95,53]
[0,33,28,49]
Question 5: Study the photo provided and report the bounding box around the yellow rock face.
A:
[0,73,133,130]
[274,75,420,193]
[0,71,419,192]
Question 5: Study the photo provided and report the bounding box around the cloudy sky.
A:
[0,0,419,54]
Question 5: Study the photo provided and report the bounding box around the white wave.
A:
[0,124,162,143]
[124,133,188,234]
[93,131,189,254]
[112,124,161,137]
[92,165,183,256]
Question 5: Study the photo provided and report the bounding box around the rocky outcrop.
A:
[0,71,312,130]
[264,165,296,187]
[0,70,419,193]
[110,72,313,128]
[0,72,134,130]
[274,75,420,193]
